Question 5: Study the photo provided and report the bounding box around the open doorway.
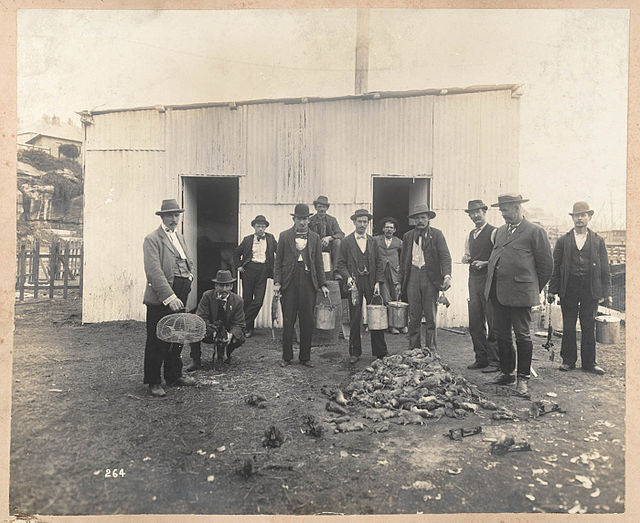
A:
[182,176,239,310]
[372,177,431,237]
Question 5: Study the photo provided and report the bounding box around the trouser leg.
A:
[491,295,516,375]
[578,293,599,368]
[407,268,423,348]
[484,292,500,366]
[298,271,315,362]
[468,275,489,364]
[511,306,533,378]
[280,281,299,362]
[243,263,268,330]
[560,288,579,367]
[143,304,169,385]
[348,289,363,357]
[190,341,201,360]
[422,274,438,349]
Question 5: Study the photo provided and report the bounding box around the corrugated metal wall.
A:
[83,89,519,328]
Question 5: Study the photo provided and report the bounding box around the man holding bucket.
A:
[375,217,406,334]
[400,203,452,350]
[548,202,612,375]
[309,195,345,278]
[336,209,388,363]
[274,204,330,367]
[461,200,500,372]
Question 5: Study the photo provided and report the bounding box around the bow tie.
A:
[356,234,366,240]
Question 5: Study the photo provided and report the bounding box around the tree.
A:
[59,144,80,159]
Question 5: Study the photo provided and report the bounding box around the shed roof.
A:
[83,84,523,116]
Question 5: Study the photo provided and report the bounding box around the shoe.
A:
[467,362,488,370]
[349,356,360,364]
[376,353,389,360]
[401,327,408,334]
[148,384,166,397]
[185,359,201,372]
[245,330,253,338]
[515,378,530,398]
[559,363,576,371]
[170,376,196,386]
[481,365,501,373]
[279,360,291,368]
[490,373,516,385]
[389,328,400,334]
[300,360,314,368]
[583,365,605,375]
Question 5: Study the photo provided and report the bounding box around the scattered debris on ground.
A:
[245,393,267,408]
[490,435,532,455]
[262,425,285,448]
[301,414,324,437]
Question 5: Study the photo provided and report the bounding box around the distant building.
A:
[598,229,625,265]
[18,116,83,160]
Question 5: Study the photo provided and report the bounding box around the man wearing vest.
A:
[548,201,612,375]
[461,200,500,372]
[234,215,277,338]
[308,195,345,278]
[336,209,388,363]
[400,203,452,350]
[274,204,330,367]
[142,199,197,397]
[374,216,406,334]
[485,194,553,398]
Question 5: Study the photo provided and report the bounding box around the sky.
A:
[17,8,629,230]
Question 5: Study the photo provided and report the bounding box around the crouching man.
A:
[189,270,246,371]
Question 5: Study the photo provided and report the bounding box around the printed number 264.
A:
[105,468,126,478]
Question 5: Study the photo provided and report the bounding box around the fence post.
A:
[18,244,26,301]
[79,241,84,297]
[63,241,70,299]
[33,240,40,299]
[49,240,58,299]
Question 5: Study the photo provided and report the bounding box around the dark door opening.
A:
[372,177,431,238]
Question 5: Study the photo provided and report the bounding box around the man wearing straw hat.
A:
[233,215,277,338]
[461,200,500,372]
[336,209,388,363]
[548,201,612,375]
[400,203,452,350]
[485,194,553,397]
[274,204,330,367]
[143,199,196,397]
[309,195,345,278]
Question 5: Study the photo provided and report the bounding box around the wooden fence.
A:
[15,239,83,300]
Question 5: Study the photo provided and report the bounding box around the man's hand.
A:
[226,331,233,343]
[168,297,184,312]
[395,283,402,298]
[471,260,488,271]
[547,293,556,304]
[273,283,281,296]
[321,236,332,248]
[237,266,245,274]
[346,277,354,289]
[321,285,330,298]
[373,282,381,295]
[442,275,452,291]
[461,254,471,264]
[598,296,613,307]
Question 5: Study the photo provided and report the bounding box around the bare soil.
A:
[10,295,625,516]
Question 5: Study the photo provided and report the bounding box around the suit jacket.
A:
[143,225,193,306]
[374,234,402,285]
[484,218,553,307]
[196,291,245,340]
[308,213,345,240]
[400,226,452,296]
[336,232,385,289]
[274,227,326,292]
[549,228,611,299]
[233,232,277,278]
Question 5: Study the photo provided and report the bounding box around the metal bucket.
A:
[388,301,409,329]
[322,252,332,273]
[367,294,388,331]
[315,296,336,330]
[595,315,621,344]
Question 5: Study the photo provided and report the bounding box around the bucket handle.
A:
[320,294,333,306]
[370,293,384,306]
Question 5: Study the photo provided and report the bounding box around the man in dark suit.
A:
[337,209,388,363]
[400,203,452,350]
[485,194,553,397]
[234,215,277,338]
[374,216,405,334]
[461,200,500,372]
[308,195,345,278]
[143,199,196,397]
[548,201,612,375]
[191,270,246,370]
[274,204,330,367]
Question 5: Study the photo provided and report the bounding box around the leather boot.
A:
[186,358,201,372]
[515,378,530,399]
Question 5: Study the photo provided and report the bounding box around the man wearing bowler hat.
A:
[274,204,330,367]
[400,203,452,350]
[485,194,553,397]
[548,202,612,375]
[143,199,196,397]
[309,195,345,278]
[461,200,500,372]
[336,209,388,363]
[190,270,246,370]
[233,215,277,338]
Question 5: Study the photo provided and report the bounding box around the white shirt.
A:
[164,227,187,259]
[252,234,267,263]
[384,237,393,248]
[411,235,425,268]
[295,237,307,262]
[463,223,497,259]
[574,229,588,251]
[355,234,367,254]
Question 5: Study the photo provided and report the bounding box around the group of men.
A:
[142,193,612,399]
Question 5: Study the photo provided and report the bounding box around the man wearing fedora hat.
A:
[461,200,500,372]
[336,209,388,362]
[400,203,452,350]
[274,204,330,367]
[309,195,345,278]
[374,216,406,334]
[485,194,553,397]
[190,270,246,370]
[233,215,277,338]
[548,201,612,375]
[143,199,196,396]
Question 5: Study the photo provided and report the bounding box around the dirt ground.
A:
[10,294,625,516]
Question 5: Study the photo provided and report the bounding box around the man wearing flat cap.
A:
[274,204,330,367]
[548,202,612,375]
[143,199,196,397]
[309,195,345,278]
[400,203,452,350]
[461,200,500,372]
[336,209,388,363]
[485,194,553,397]
[233,215,277,338]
